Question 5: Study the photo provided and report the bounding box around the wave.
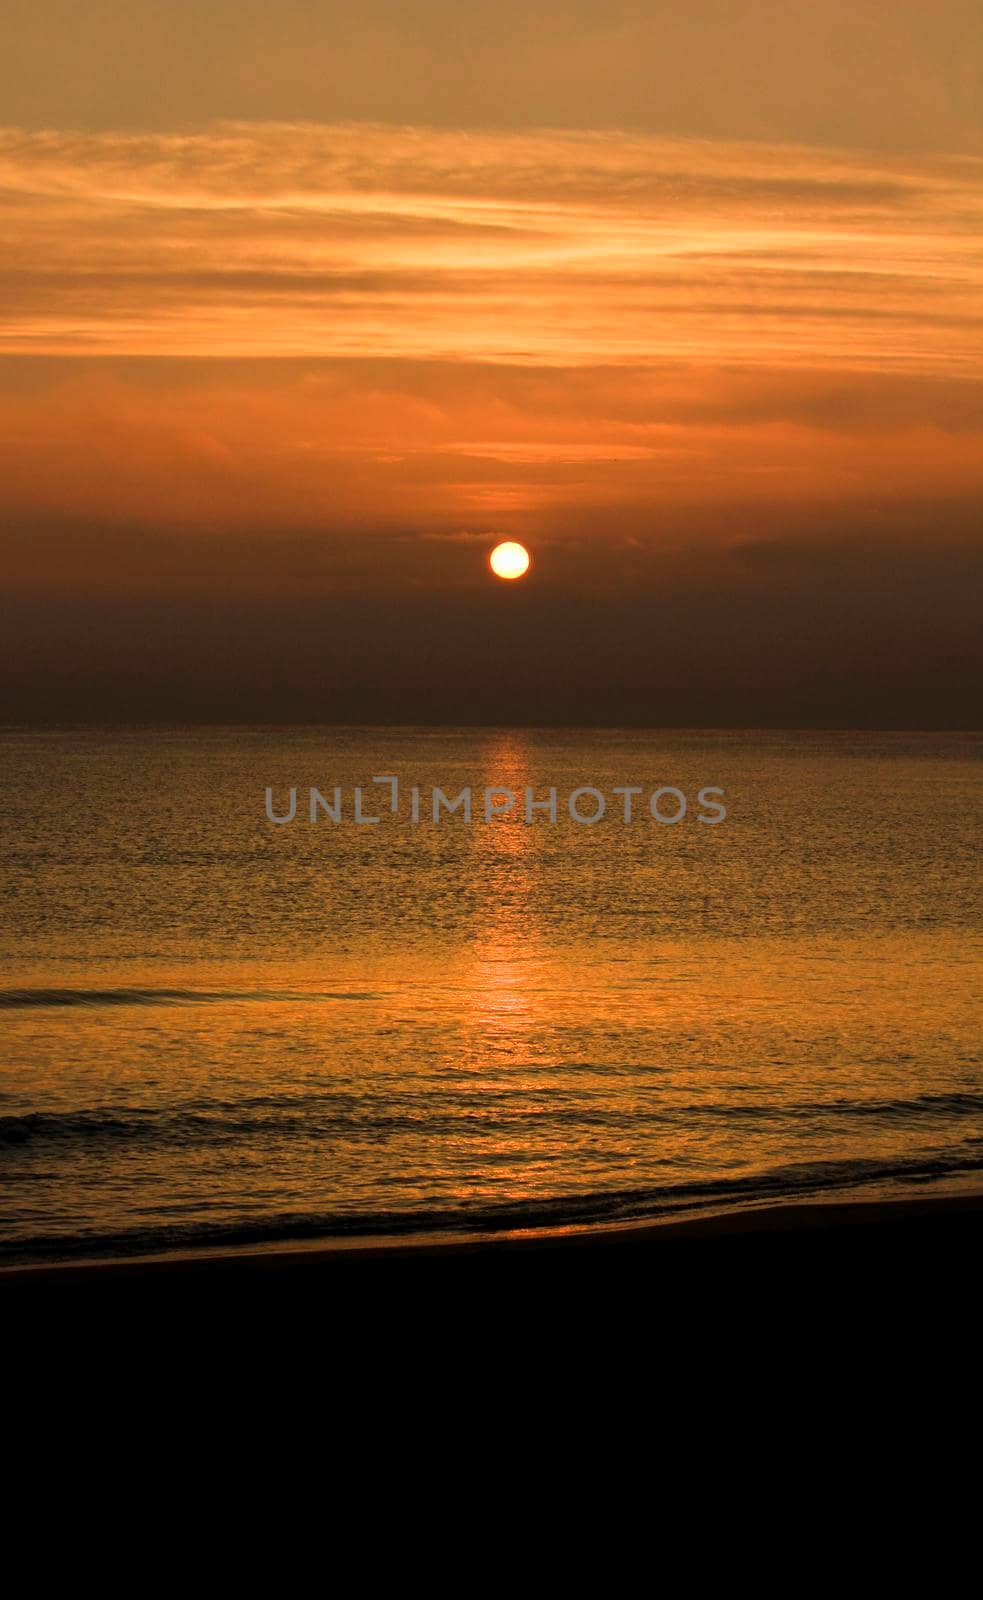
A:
[0,986,384,1010]
[3,1088,981,1152]
[3,1147,983,1267]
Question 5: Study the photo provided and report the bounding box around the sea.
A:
[0,726,980,1266]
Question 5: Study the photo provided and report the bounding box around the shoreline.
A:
[3,1184,981,1287]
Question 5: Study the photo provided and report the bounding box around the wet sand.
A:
[3,1188,980,1294]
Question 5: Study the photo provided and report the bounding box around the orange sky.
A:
[2,126,981,564]
[1,3,980,724]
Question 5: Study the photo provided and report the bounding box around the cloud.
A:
[1,352,981,560]
[0,120,980,635]
[0,123,980,372]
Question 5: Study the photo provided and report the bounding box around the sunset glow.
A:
[0,2,980,728]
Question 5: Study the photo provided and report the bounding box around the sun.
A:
[489,541,531,580]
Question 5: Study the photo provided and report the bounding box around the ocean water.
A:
[0,726,980,1266]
